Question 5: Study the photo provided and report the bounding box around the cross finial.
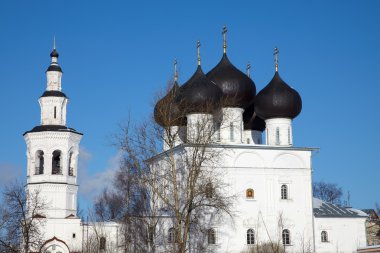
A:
[53,35,56,50]
[174,58,178,82]
[274,47,279,72]
[222,25,227,54]
[197,40,201,66]
[246,63,251,78]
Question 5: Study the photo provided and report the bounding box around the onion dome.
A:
[206,54,256,108]
[176,41,223,114]
[47,37,62,72]
[154,82,186,127]
[177,66,223,114]
[255,48,302,120]
[243,104,265,131]
[206,26,255,108]
[255,72,302,120]
[50,49,59,58]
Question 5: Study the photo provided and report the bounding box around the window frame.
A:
[321,230,328,242]
[281,184,288,200]
[168,227,176,244]
[205,182,213,198]
[247,228,255,245]
[207,228,216,245]
[282,229,291,245]
[99,236,106,250]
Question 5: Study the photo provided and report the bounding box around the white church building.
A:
[23,34,368,253]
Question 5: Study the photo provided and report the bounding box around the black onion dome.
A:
[243,104,265,131]
[206,54,256,108]
[47,49,62,72]
[154,82,186,127]
[250,115,266,131]
[255,72,302,120]
[50,49,59,58]
[177,66,223,114]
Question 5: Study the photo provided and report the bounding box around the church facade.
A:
[24,33,367,253]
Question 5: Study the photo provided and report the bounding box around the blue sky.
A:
[0,1,379,210]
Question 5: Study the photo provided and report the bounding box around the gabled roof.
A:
[313,198,368,218]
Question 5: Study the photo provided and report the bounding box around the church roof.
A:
[313,198,368,218]
[23,125,82,136]
[40,90,67,98]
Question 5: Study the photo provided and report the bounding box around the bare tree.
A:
[313,181,343,205]
[101,82,236,253]
[0,181,47,253]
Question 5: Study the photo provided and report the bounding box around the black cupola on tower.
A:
[46,37,62,73]
[176,41,223,114]
[255,48,302,120]
[206,26,256,108]
[154,60,187,127]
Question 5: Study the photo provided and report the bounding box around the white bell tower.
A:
[24,42,83,219]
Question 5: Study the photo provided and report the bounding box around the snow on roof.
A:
[313,198,368,218]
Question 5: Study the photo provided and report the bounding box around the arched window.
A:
[54,106,57,119]
[68,152,74,176]
[247,229,255,245]
[206,182,213,198]
[321,231,328,242]
[99,236,106,250]
[52,150,62,175]
[282,229,290,245]
[275,127,280,145]
[207,228,216,244]
[168,227,176,243]
[281,185,288,200]
[35,150,44,175]
[246,188,254,199]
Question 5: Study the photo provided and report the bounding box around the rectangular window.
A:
[275,127,280,145]
[230,122,234,141]
[215,122,221,142]
[54,106,57,119]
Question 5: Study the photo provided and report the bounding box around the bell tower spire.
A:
[39,38,68,126]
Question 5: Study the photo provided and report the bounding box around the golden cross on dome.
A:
[174,59,178,82]
[222,25,227,54]
[197,40,201,66]
[274,47,279,72]
[53,35,56,50]
[247,63,251,78]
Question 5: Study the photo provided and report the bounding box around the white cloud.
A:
[77,147,122,203]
